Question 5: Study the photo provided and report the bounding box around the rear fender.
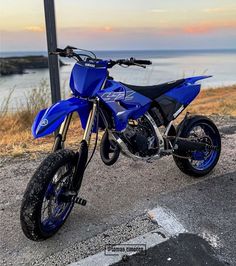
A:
[32,97,91,138]
[185,75,212,84]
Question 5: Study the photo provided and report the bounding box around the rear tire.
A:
[173,116,221,177]
[20,149,76,241]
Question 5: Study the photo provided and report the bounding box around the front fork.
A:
[73,101,97,191]
[52,101,98,151]
[53,100,98,192]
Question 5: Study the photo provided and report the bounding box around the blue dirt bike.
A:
[20,46,221,241]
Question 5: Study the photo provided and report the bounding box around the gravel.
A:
[0,115,236,265]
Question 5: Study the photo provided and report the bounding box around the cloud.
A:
[24,26,44,32]
[203,7,236,13]
[2,21,236,51]
[57,22,236,41]
[0,29,46,51]
[103,26,112,32]
[149,9,168,13]
[184,21,236,34]
[184,24,213,34]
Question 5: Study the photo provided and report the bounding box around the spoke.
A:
[188,123,218,170]
[41,199,51,220]
[41,201,48,214]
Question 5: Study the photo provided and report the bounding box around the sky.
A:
[0,0,236,51]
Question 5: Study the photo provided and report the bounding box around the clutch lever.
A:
[49,48,66,57]
[49,51,59,55]
[133,62,146,68]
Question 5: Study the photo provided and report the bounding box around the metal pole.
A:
[44,0,61,104]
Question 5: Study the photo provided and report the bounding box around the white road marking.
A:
[69,206,186,266]
[148,206,187,236]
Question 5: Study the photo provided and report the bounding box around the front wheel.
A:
[173,116,221,177]
[20,149,77,241]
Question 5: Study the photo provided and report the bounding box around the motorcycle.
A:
[20,46,221,241]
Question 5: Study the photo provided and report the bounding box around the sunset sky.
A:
[1,0,236,51]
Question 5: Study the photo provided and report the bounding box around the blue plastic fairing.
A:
[70,61,107,97]
[164,84,200,106]
[164,76,212,106]
[97,80,152,131]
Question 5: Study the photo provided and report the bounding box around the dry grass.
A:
[0,80,84,156]
[0,113,85,157]
[0,102,87,156]
[0,84,235,156]
[186,85,236,116]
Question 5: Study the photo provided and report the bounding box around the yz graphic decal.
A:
[101,91,135,102]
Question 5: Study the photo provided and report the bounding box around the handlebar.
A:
[50,47,83,60]
[50,46,152,68]
[108,58,152,68]
[132,59,152,65]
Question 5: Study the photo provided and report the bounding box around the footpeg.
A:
[74,197,87,206]
[59,191,87,206]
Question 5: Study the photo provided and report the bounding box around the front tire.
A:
[20,149,77,241]
[173,116,221,177]
[100,130,120,166]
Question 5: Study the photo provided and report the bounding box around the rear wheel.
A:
[20,149,77,241]
[173,116,221,177]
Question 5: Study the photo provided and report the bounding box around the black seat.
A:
[121,79,185,99]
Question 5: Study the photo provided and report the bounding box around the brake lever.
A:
[129,58,146,68]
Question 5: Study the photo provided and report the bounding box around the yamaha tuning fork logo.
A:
[40,119,49,127]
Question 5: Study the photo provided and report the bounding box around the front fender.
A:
[32,97,91,138]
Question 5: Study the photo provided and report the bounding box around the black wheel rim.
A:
[41,164,74,232]
[188,123,220,170]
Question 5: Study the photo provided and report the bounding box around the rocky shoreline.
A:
[0,56,66,76]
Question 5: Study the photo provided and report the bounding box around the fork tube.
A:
[59,113,73,142]
[83,101,97,144]
[52,113,73,151]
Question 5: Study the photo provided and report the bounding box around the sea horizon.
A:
[1,48,236,57]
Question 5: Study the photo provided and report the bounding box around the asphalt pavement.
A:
[113,233,227,266]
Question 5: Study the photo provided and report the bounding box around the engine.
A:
[119,116,159,157]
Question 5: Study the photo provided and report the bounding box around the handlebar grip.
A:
[56,48,65,52]
[49,48,65,56]
[133,59,152,65]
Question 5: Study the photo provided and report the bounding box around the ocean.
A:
[1,49,236,109]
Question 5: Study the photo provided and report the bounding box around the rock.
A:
[0,56,66,76]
